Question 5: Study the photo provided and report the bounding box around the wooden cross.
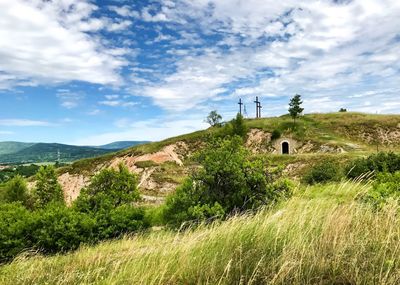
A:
[238,98,243,115]
[254,96,262,118]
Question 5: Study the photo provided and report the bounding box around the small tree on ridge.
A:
[288,94,304,125]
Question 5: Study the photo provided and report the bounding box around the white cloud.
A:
[136,0,400,114]
[56,90,84,109]
[0,0,128,88]
[0,119,53,127]
[99,95,138,107]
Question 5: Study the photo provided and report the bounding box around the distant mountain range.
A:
[0,141,149,164]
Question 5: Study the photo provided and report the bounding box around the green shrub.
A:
[3,175,30,207]
[304,161,343,185]
[271,129,281,140]
[32,203,96,253]
[74,163,140,213]
[363,172,400,209]
[346,152,400,179]
[220,114,248,138]
[0,203,34,263]
[94,206,149,240]
[163,136,293,227]
[33,165,64,208]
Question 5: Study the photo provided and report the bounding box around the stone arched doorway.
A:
[282,141,289,154]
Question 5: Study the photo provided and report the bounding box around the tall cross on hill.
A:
[254,96,262,118]
[238,98,243,115]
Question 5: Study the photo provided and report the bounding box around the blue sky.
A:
[0,0,399,145]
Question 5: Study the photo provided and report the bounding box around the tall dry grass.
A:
[0,182,399,284]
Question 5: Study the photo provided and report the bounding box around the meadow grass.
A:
[0,181,399,284]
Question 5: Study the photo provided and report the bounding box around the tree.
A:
[339,108,347,112]
[163,136,293,227]
[74,163,140,213]
[34,165,64,207]
[206,110,222,127]
[288,94,304,125]
[3,175,29,205]
[231,113,248,138]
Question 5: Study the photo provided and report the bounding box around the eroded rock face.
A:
[60,141,189,205]
[58,173,89,206]
[245,129,273,153]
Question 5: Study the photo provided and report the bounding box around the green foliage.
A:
[0,203,34,263]
[205,110,222,127]
[346,152,400,179]
[221,113,248,138]
[0,163,150,262]
[271,129,281,140]
[304,161,343,185]
[93,206,149,240]
[34,165,64,208]
[288,94,304,124]
[339,108,347,112]
[3,175,29,206]
[74,164,140,213]
[231,113,247,137]
[163,136,292,227]
[0,164,40,184]
[32,203,96,253]
[363,172,400,209]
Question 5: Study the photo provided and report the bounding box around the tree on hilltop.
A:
[288,94,304,125]
[206,110,222,127]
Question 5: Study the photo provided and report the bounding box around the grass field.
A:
[1,181,399,284]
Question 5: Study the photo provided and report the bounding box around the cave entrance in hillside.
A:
[282,142,289,154]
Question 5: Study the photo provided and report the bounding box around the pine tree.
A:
[288,94,304,125]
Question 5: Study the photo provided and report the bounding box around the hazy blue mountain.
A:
[96,141,150,150]
[0,143,113,164]
[0,141,35,155]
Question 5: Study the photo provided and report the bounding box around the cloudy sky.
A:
[0,0,399,144]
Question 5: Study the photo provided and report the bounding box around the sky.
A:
[0,0,399,145]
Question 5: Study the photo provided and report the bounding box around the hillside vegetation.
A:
[1,182,398,284]
[57,112,400,204]
[0,112,399,284]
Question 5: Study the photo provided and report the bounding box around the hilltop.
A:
[57,112,400,204]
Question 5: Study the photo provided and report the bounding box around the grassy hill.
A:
[1,182,398,284]
[57,112,400,201]
[0,112,399,284]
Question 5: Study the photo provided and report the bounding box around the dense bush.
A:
[220,113,248,138]
[363,171,400,209]
[163,136,293,227]
[32,203,96,253]
[3,175,30,207]
[346,152,400,179]
[0,203,34,263]
[271,129,281,140]
[74,164,140,213]
[33,165,64,207]
[303,161,343,185]
[94,205,149,240]
[0,164,149,263]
